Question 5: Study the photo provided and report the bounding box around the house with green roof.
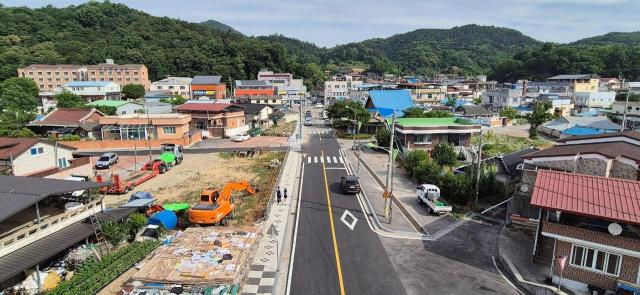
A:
[391,117,481,150]
[87,100,143,116]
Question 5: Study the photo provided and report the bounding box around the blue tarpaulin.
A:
[148,210,178,230]
[561,126,605,136]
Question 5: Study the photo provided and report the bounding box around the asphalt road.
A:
[289,121,406,295]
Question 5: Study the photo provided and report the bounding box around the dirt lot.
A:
[104,152,284,224]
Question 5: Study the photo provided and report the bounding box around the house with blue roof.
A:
[364,90,414,118]
[540,116,621,139]
[63,81,121,101]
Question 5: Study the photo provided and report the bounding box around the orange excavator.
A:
[188,181,258,225]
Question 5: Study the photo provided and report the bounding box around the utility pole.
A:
[622,78,629,132]
[352,110,357,149]
[474,130,483,208]
[384,111,396,222]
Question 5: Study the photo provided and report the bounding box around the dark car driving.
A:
[341,175,360,194]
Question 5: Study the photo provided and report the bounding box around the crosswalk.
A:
[306,155,345,164]
[312,130,332,135]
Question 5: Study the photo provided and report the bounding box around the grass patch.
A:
[263,122,296,137]
[336,132,373,140]
[471,131,552,158]
[218,152,234,159]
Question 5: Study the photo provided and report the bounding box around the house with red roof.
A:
[530,170,640,294]
[28,108,103,139]
[174,102,248,138]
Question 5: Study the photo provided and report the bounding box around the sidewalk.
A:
[349,143,462,235]
[241,128,302,295]
[497,225,573,295]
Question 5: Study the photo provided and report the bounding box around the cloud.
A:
[2,0,639,46]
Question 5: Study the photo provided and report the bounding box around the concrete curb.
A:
[353,151,427,235]
[496,225,569,295]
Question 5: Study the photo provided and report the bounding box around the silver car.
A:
[95,152,118,169]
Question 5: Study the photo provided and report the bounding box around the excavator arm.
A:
[217,181,258,204]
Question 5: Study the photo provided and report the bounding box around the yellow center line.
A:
[321,150,346,295]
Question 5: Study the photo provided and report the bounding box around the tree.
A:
[0,78,38,112]
[122,84,145,100]
[55,90,85,108]
[325,100,370,131]
[375,128,390,148]
[0,111,36,137]
[160,94,187,105]
[444,97,458,107]
[402,149,429,177]
[413,159,442,185]
[433,143,458,167]
[438,172,472,205]
[402,108,453,118]
[525,101,553,138]
[615,91,640,102]
[499,107,519,120]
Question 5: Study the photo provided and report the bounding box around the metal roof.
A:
[547,74,599,80]
[523,141,640,162]
[0,176,107,223]
[530,170,640,225]
[191,75,222,85]
[0,208,134,283]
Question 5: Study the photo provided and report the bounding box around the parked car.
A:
[315,103,325,109]
[324,119,332,126]
[341,175,360,194]
[233,134,251,142]
[304,118,313,126]
[95,152,118,169]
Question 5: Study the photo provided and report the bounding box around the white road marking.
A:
[313,156,318,163]
[338,157,344,163]
[325,167,347,170]
[333,156,338,163]
[307,156,311,164]
[326,156,332,163]
[340,210,358,231]
[320,157,324,163]
[286,157,305,295]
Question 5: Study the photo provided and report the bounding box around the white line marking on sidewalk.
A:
[340,210,358,230]
[333,156,338,163]
[326,156,332,163]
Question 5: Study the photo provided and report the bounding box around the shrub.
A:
[375,128,390,148]
[128,213,147,232]
[101,221,128,245]
[413,159,442,185]
[433,143,457,167]
[402,149,429,177]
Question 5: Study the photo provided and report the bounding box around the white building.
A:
[150,77,192,98]
[481,88,527,111]
[574,91,616,109]
[322,81,349,102]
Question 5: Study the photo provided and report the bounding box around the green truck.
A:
[159,143,184,166]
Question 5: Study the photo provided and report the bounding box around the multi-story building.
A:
[574,91,616,109]
[481,87,526,111]
[17,59,150,92]
[257,70,306,105]
[258,70,292,90]
[538,94,574,117]
[599,77,622,91]
[321,81,349,102]
[611,101,640,129]
[86,60,149,90]
[190,76,226,100]
[234,80,274,97]
[547,74,600,92]
[627,82,640,94]
[397,83,447,105]
[150,77,192,98]
[63,81,121,101]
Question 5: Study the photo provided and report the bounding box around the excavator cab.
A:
[188,181,258,225]
[200,190,219,203]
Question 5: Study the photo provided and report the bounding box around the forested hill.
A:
[0,2,326,90]
[572,32,640,46]
[200,20,241,35]
[0,2,639,86]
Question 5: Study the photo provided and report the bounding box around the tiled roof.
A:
[191,75,222,85]
[530,170,640,224]
[392,117,473,127]
[523,141,640,162]
[174,103,240,112]
[30,108,101,127]
[0,138,77,161]
[236,103,271,114]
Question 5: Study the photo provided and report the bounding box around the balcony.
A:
[0,198,103,258]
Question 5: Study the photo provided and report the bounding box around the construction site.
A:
[0,150,286,295]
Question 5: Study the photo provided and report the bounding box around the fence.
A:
[59,131,202,151]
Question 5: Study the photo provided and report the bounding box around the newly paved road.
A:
[289,120,406,295]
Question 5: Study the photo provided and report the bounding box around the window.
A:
[415,134,432,144]
[180,86,185,89]
[133,71,138,75]
[163,126,176,134]
[57,158,68,168]
[570,245,621,276]
[30,146,44,155]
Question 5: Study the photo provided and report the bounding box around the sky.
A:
[2,0,639,47]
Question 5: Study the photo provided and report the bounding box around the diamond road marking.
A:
[340,209,358,231]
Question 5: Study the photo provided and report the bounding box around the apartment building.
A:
[574,91,616,109]
[86,60,149,90]
[150,77,192,98]
[17,59,150,93]
[322,81,349,102]
[481,87,526,111]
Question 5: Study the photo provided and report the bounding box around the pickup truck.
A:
[416,184,452,215]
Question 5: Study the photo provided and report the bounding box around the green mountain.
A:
[572,32,640,46]
[0,2,639,87]
[200,19,241,35]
